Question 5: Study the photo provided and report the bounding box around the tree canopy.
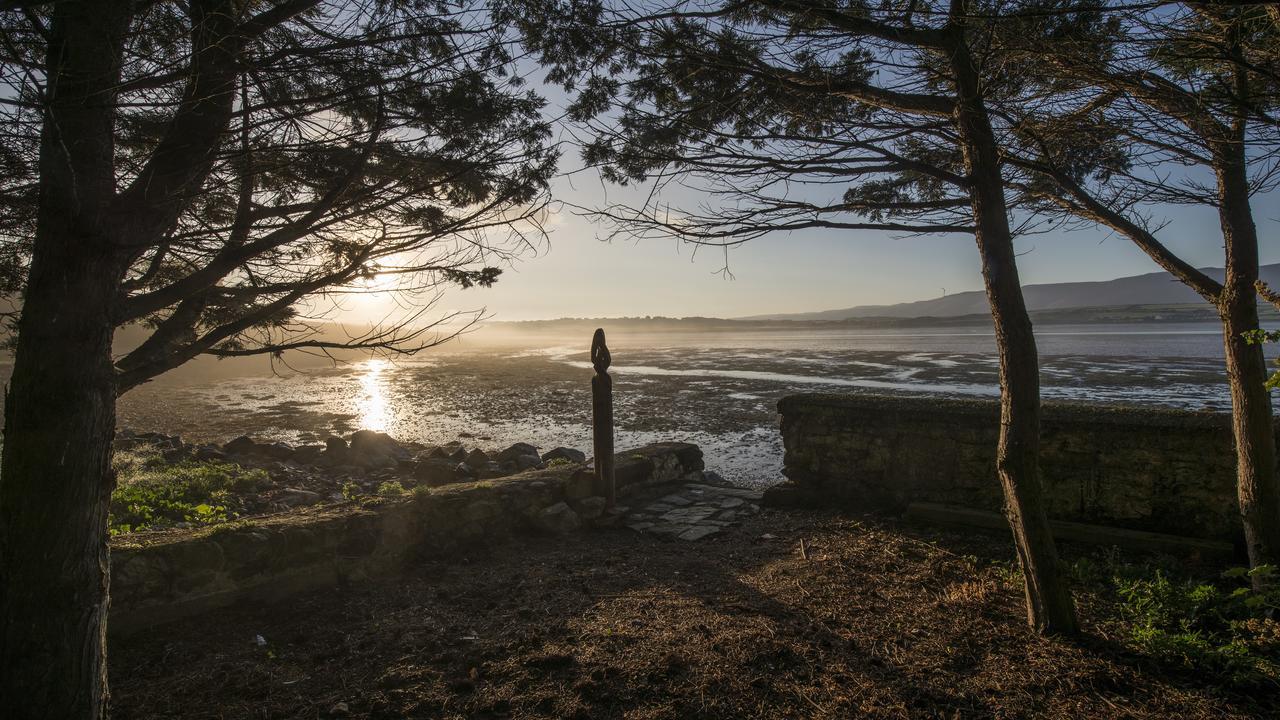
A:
[0,0,557,390]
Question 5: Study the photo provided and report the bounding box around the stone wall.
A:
[110,443,703,635]
[770,394,1254,544]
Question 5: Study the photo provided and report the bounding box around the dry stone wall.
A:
[110,442,703,635]
[770,394,1251,544]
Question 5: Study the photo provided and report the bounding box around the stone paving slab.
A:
[623,482,762,541]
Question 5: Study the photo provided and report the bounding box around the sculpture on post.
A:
[591,328,616,508]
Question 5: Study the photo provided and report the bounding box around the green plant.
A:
[376,480,406,497]
[108,453,268,535]
[1114,565,1280,687]
[341,481,362,501]
[1242,330,1280,390]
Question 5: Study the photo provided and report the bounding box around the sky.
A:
[425,171,1280,323]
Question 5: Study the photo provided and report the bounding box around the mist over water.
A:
[99,321,1245,488]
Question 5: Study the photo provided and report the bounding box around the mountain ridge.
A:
[735,264,1280,322]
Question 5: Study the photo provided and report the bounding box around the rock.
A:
[426,446,451,459]
[161,447,189,464]
[447,446,468,463]
[279,488,322,507]
[325,436,349,453]
[495,442,539,463]
[454,462,477,481]
[259,442,296,461]
[292,444,325,464]
[677,525,722,541]
[476,461,506,480]
[349,429,405,456]
[541,447,587,464]
[563,469,596,500]
[344,430,404,470]
[464,448,490,469]
[414,458,463,487]
[514,454,545,472]
[573,496,607,521]
[194,445,227,462]
[703,470,726,485]
[535,502,581,534]
[327,701,350,717]
[223,436,257,456]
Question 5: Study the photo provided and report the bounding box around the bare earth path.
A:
[109,510,1272,719]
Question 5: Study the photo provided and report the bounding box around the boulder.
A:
[347,430,406,470]
[426,446,451,459]
[495,442,539,463]
[454,462,477,481]
[514,454,545,472]
[464,448,490,469]
[223,436,257,456]
[447,446,468,463]
[541,447,587,465]
[534,502,581,534]
[414,458,463,487]
[349,429,407,458]
[324,436,349,453]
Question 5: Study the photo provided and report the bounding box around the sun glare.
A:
[356,358,390,433]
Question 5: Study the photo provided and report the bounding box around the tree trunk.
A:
[0,244,123,720]
[1215,145,1280,578]
[948,32,1079,633]
[0,3,130,717]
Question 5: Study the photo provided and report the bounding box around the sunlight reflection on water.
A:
[356,358,390,433]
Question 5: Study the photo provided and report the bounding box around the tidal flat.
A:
[114,323,1238,489]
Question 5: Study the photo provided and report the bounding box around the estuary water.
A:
[109,321,1250,488]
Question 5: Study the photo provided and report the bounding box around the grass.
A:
[109,449,270,535]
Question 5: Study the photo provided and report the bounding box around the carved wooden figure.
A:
[591,328,616,508]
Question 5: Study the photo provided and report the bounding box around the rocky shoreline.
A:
[114,428,590,524]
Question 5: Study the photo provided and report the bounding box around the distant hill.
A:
[738,264,1280,322]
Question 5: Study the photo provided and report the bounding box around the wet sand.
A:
[116,324,1236,488]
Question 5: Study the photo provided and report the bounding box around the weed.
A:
[1104,559,1280,687]
[109,452,268,535]
[376,480,406,497]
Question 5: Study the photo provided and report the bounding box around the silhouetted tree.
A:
[510,0,1081,632]
[0,1,554,715]
[996,0,1280,579]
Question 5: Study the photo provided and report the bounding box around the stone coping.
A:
[778,393,1238,430]
[109,442,703,636]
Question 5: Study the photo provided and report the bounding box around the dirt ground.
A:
[109,509,1274,719]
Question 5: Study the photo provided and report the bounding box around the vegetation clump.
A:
[1074,554,1280,688]
[109,451,269,535]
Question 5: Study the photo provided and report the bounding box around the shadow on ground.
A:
[109,509,1272,719]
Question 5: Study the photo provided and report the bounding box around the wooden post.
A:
[591,328,616,509]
